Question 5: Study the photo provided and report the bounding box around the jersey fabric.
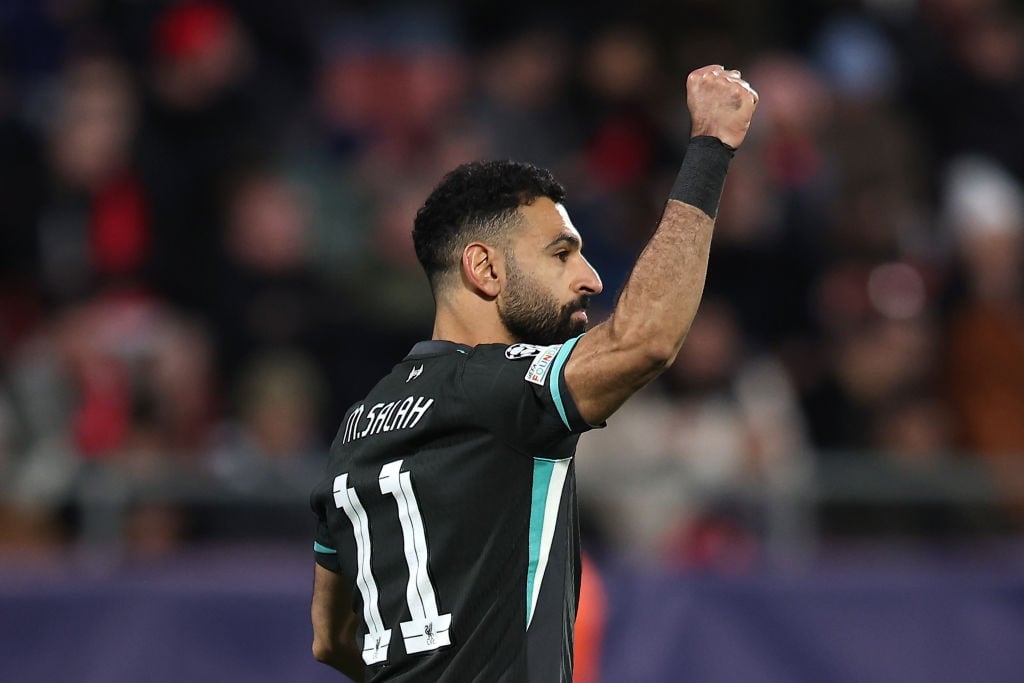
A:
[310,336,596,682]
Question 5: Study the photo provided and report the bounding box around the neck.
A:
[432,296,514,347]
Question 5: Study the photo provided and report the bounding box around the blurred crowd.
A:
[1,0,1024,565]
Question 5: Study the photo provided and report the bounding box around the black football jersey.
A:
[310,337,595,682]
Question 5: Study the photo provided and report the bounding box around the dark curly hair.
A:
[413,160,566,293]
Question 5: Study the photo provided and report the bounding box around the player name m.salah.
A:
[341,396,434,444]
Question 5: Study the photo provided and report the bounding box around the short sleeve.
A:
[310,484,341,573]
[537,336,592,433]
[461,335,596,453]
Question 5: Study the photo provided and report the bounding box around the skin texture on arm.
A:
[311,563,366,682]
[565,65,758,425]
[566,201,715,422]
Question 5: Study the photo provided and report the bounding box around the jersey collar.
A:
[406,340,474,359]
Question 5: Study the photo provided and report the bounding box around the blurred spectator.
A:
[36,56,147,305]
[14,289,214,463]
[942,155,1024,519]
[874,391,953,465]
[307,8,470,280]
[471,25,579,171]
[213,168,362,434]
[208,351,326,493]
[202,351,327,540]
[803,287,939,452]
[904,0,1024,184]
[58,291,215,460]
[577,300,809,567]
[579,24,660,189]
[315,7,467,162]
[567,23,678,305]
[2,287,214,557]
[702,54,834,350]
[137,0,296,315]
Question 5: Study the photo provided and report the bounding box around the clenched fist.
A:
[686,65,758,149]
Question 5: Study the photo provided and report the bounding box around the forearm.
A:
[313,607,365,680]
[311,564,366,681]
[607,65,756,363]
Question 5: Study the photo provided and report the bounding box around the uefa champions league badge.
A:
[505,343,545,360]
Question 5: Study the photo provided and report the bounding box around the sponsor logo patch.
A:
[525,344,561,385]
[505,343,545,360]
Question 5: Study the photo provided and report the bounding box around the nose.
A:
[577,257,603,296]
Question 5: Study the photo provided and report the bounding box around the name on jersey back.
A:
[341,396,434,444]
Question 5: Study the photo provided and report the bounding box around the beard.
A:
[497,256,589,346]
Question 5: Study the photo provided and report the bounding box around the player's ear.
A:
[462,242,502,299]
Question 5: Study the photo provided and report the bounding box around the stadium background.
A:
[2,0,1024,680]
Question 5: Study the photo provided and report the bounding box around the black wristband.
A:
[669,136,735,218]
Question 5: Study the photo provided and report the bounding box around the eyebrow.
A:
[545,232,582,250]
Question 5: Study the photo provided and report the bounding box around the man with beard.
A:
[310,65,757,682]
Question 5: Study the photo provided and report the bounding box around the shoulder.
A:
[465,342,546,363]
[464,341,574,387]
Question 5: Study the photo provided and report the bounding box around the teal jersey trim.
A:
[526,458,555,625]
[548,335,581,430]
[525,457,571,629]
[313,541,337,554]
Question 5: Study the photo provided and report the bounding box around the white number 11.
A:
[333,459,452,665]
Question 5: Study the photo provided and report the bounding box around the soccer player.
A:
[310,65,757,682]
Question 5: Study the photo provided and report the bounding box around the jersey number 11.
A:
[333,459,452,665]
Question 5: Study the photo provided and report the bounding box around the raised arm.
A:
[565,65,758,425]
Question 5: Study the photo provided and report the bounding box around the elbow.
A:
[605,317,682,376]
[616,336,680,387]
[630,332,682,377]
[312,637,334,664]
[641,340,680,371]
[313,633,365,681]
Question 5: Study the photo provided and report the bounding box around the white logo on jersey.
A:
[504,343,545,360]
[406,365,423,382]
[525,344,561,385]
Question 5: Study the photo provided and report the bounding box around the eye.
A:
[555,251,570,262]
